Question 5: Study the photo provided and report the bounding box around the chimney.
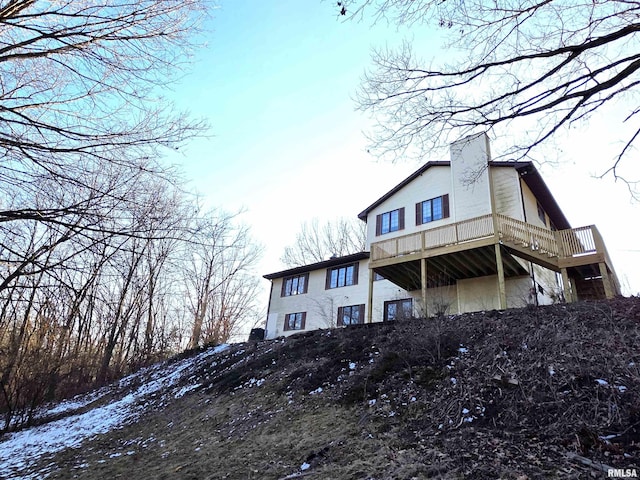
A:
[449,132,493,221]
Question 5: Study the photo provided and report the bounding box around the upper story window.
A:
[284,312,306,331]
[416,194,449,225]
[337,304,364,326]
[326,263,358,289]
[281,273,308,297]
[375,207,405,236]
[536,201,547,225]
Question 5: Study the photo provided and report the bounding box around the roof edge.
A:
[357,161,450,220]
[263,251,370,280]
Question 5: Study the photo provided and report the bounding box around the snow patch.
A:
[174,383,201,399]
[0,344,229,479]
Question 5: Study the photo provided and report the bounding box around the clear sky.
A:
[167,1,640,309]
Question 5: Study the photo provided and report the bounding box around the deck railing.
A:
[495,214,559,257]
[370,213,600,263]
[371,214,495,260]
[556,226,596,257]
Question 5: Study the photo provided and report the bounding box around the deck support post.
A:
[598,262,614,299]
[561,268,574,303]
[495,244,507,309]
[367,268,374,323]
[421,258,428,318]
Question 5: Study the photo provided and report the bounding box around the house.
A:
[263,133,620,339]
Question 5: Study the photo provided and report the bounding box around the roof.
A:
[263,251,370,280]
[357,161,449,220]
[357,160,571,230]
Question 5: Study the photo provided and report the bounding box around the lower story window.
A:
[384,299,413,321]
[337,304,365,326]
[284,312,306,331]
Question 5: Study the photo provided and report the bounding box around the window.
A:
[326,263,359,289]
[281,273,308,297]
[373,272,385,281]
[284,312,306,331]
[337,304,365,326]
[375,207,405,235]
[384,299,413,321]
[416,194,449,225]
[536,201,547,225]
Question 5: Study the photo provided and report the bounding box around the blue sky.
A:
[167,1,640,299]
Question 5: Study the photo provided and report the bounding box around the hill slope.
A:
[1,297,639,479]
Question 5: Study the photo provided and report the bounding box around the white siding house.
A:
[263,133,619,339]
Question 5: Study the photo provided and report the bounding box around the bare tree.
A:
[184,211,263,349]
[0,194,265,430]
[281,217,366,267]
[0,3,241,420]
[340,0,640,185]
[0,0,207,235]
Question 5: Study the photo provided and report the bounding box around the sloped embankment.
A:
[8,297,640,479]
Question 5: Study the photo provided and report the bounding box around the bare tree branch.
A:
[281,217,367,268]
[342,0,640,187]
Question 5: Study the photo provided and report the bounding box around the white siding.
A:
[450,132,492,221]
[265,265,562,339]
[520,179,548,229]
[409,284,459,317]
[531,264,561,305]
[457,275,540,311]
[457,276,500,311]
[372,277,411,321]
[506,275,536,308]
[265,260,412,338]
[492,167,524,219]
[366,166,453,246]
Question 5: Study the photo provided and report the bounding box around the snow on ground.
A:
[0,344,229,480]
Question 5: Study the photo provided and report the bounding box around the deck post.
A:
[598,262,614,299]
[494,244,507,309]
[421,258,428,318]
[561,268,573,303]
[554,230,565,258]
[367,267,374,323]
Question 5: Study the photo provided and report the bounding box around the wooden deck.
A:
[369,213,619,302]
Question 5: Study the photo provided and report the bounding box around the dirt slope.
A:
[9,297,640,479]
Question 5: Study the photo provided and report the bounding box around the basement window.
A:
[337,304,365,326]
[384,299,413,321]
[284,312,306,331]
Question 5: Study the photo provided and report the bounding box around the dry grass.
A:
[11,297,640,479]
